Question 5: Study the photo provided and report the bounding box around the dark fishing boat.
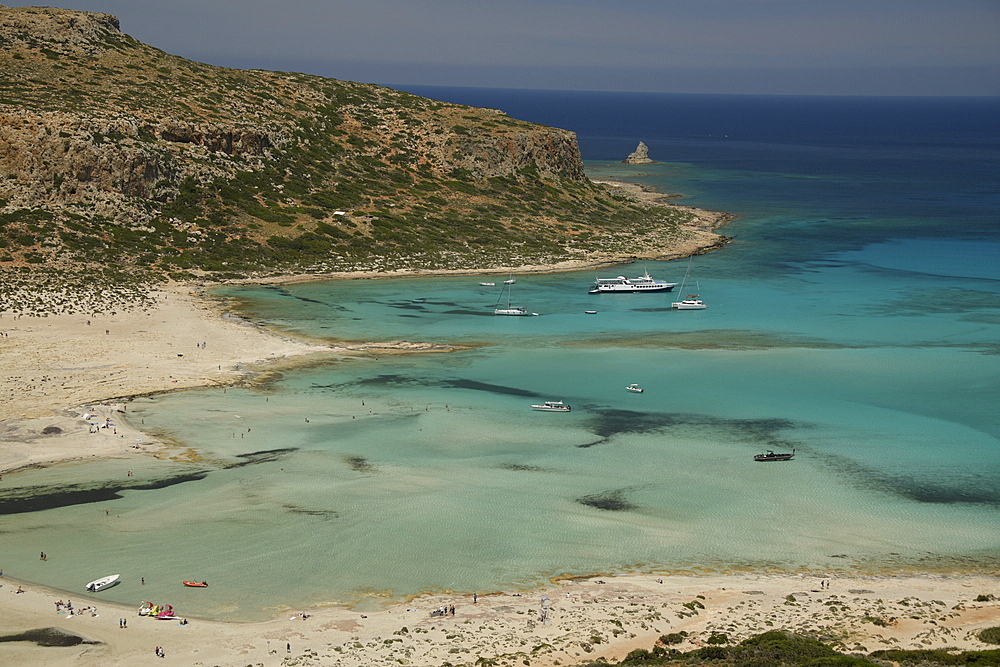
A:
[754,449,795,462]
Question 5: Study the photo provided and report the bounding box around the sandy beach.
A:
[1,199,996,665]
[1,569,997,666]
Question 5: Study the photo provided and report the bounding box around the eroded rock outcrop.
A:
[622,141,657,164]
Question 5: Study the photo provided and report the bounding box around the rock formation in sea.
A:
[622,141,657,164]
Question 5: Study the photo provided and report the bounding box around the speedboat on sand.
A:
[85,574,120,592]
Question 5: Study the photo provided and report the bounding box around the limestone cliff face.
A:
[0,110,288,212]
[0,6,585,227]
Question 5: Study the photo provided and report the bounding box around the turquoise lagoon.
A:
[2,94,999,620]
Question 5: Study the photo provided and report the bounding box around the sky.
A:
[4,0,999,96]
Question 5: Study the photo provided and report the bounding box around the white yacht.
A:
[530,400,571,412]
[671,258,707,309]
[671,295,707,310]
[589,270,677,294]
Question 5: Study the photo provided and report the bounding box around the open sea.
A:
[3,90,999,621]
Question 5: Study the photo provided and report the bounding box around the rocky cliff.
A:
[0,6,699,290]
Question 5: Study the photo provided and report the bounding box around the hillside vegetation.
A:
[0,7,721,314]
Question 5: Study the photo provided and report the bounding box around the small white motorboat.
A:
[584,310,598,314]
[503,278,516,284]
[479,282,496,286]
[530,400,571,412]
[85,574,120,592]
[626,384,644,393]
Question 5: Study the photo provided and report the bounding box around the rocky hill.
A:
[0,6,720,310]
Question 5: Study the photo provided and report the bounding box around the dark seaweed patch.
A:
[261,285,330,307]
[440,379,539,397]
[355,374,423,387]
[0,471,209,515]
[577,489,637,511]
[389,303,426,310]
[443,309,495,316]
[0,627,97,647]
[282,504,341,519]
[631,307,676,312]
[226,447,298,468]
[345,456,378,473]
[814,451,1000,507]
[579,410,798,448]
[496,463,551,472]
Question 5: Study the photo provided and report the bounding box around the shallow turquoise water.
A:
[3,243,998,619]
[2,92,998,619]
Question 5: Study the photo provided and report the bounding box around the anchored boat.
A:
[754,449,795,462]
[530,400,571,412]
[589,270,677,294]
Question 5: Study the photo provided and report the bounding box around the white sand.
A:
[0,571,997,666]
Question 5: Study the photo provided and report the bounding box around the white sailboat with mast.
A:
[494,276,538,316]
[671,257,707,310]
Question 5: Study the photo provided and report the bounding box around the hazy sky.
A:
[5,0,999,95]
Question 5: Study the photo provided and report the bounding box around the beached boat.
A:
[589,270,678,294]
[85,574,120,592]
[625,384,644,393]
[183,581,208,587]
[138,601,154,615]
[754,449,795,462]
[494,278,538,316]
[155,604,179,619]
[530,400,571,412]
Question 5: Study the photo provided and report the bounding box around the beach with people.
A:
[2,259,998,665]
[1,565,998,665]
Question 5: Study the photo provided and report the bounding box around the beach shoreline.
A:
[3,180,997,664]
[0,176,731,470]
[1,568,997,666]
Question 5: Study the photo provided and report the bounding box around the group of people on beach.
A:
[433,604,457,616]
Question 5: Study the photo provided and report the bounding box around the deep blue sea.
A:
[3,90,998,620]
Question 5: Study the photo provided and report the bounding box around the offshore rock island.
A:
[622,140,658,164]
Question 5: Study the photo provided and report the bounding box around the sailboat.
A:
[494,276,538,316]
[671,257,707,310]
